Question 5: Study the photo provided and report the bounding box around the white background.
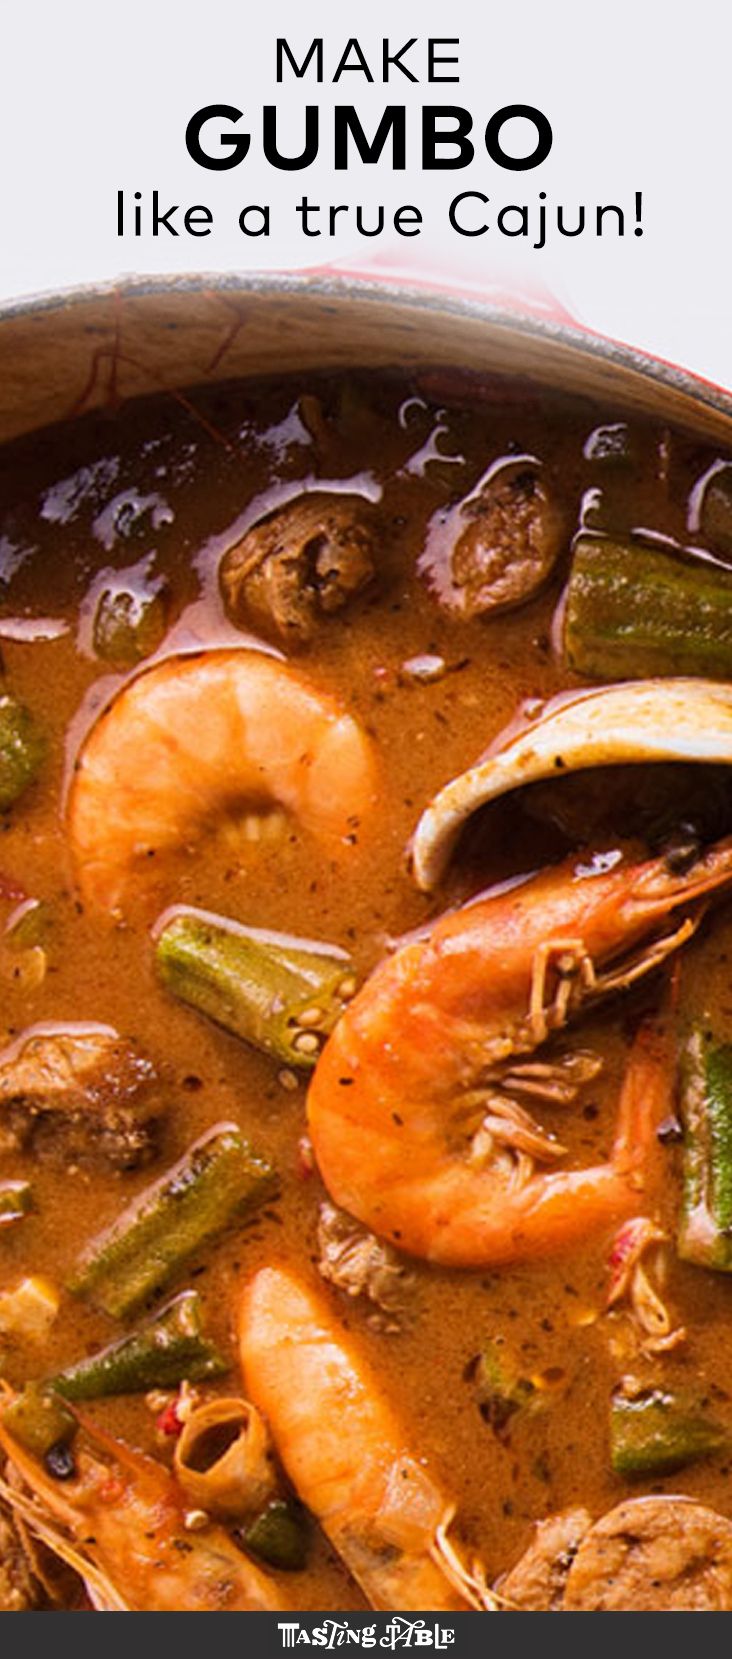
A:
[1,0,729,387]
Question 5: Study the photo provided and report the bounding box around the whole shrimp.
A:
[0,1391,284,1612]
[308,840,732,1266]
[239,1264,495,1611]
[68,649,378,913]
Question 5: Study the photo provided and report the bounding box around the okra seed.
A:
[297,1006,325,1028]
[278,1068,300,1092]
[183,1508,210,1532]
[338,976,357,1001]
[292,1031,321,1056]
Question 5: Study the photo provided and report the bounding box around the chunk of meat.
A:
[316,1201,413,1328]
[421,464,565,619]
[220,492,376,646]
[452,467,564,616]
[0,1026,163,1170]
[498,1508,591,1610]
[563,1497,732,1611]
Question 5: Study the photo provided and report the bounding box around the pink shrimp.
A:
[307,840,732,1266]
[68,649,378,913]
[239,1264,494,1611]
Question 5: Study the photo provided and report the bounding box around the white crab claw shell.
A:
[411,678,732,891]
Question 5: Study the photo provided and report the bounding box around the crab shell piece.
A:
[410,679,732,891]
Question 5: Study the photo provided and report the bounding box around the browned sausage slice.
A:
[498,1508,592,1610]
[563,1496,732,1611]
[221,493,376,646]
[419,463,565,620]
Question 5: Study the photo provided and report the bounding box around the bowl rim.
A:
[2,268,731,424]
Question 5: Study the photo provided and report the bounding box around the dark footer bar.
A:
[6,1607,710,1651]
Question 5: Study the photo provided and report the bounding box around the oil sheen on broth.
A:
[1,367,732,1611]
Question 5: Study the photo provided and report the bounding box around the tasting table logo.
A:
[278,1620,456,1648]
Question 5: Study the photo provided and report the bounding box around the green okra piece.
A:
[472,1339,542,1435]
[678,1029,732,1270]
[68,1122,277,1319]
[564,534,732,681]
[0,1181,31,1227]
[2,1382,77,1459]
[610,1385,728,1477]
[4,898,52,950]
[240,1499,310,1571]
[0,693,46,810]
[155,908,356,1069]
[49,1290,228,1399]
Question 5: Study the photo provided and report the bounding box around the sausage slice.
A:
[499,1508,592,1610]
[420,463,565,620]
[563,1496,732,1611]
[221,493,376,646]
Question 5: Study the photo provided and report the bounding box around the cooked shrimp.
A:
[239,1264,495,1611]
[0,1389,284,1612]
[68,649,378,912]
[308,840,732,1266]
